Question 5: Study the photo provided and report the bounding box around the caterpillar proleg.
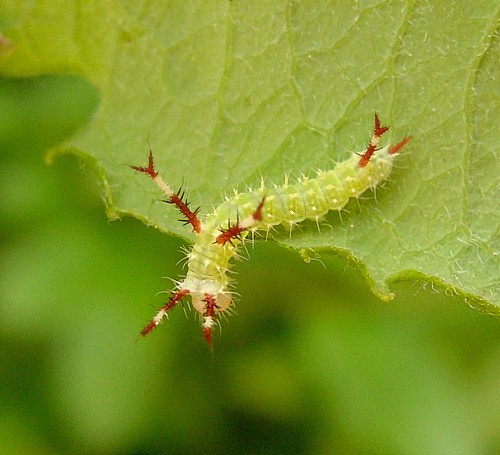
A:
[131,114,411,346]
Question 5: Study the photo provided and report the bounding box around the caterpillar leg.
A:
[215,196,266,245]
[140,289,189,336]
[388,135,412,155]
[131,150,202,233]
[358,113,390,167]
[201,294,218,347]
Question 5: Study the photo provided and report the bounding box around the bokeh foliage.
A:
[1,1,499,454]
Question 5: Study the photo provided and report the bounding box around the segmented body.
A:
[131,114,410,345]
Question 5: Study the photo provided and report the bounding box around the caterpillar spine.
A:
[131,114,411,346]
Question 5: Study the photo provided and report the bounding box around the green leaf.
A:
[1,1,498,311]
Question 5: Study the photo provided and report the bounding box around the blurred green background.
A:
[1,75,499,455]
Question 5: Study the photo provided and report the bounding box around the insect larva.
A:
[131,114,411,345]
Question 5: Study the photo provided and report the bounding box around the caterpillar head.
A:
[190,291,232,345]
[178,276,233,345]
[139,278,232,346]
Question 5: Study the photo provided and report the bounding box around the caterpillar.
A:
[131,114,411,346]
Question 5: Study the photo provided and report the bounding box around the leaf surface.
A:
[1,0,498,310]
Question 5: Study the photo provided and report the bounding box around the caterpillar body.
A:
[131,114,411,345]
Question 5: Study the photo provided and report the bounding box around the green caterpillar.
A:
[131,114,411,345]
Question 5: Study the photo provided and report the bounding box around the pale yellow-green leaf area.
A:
[1,1,498,310]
